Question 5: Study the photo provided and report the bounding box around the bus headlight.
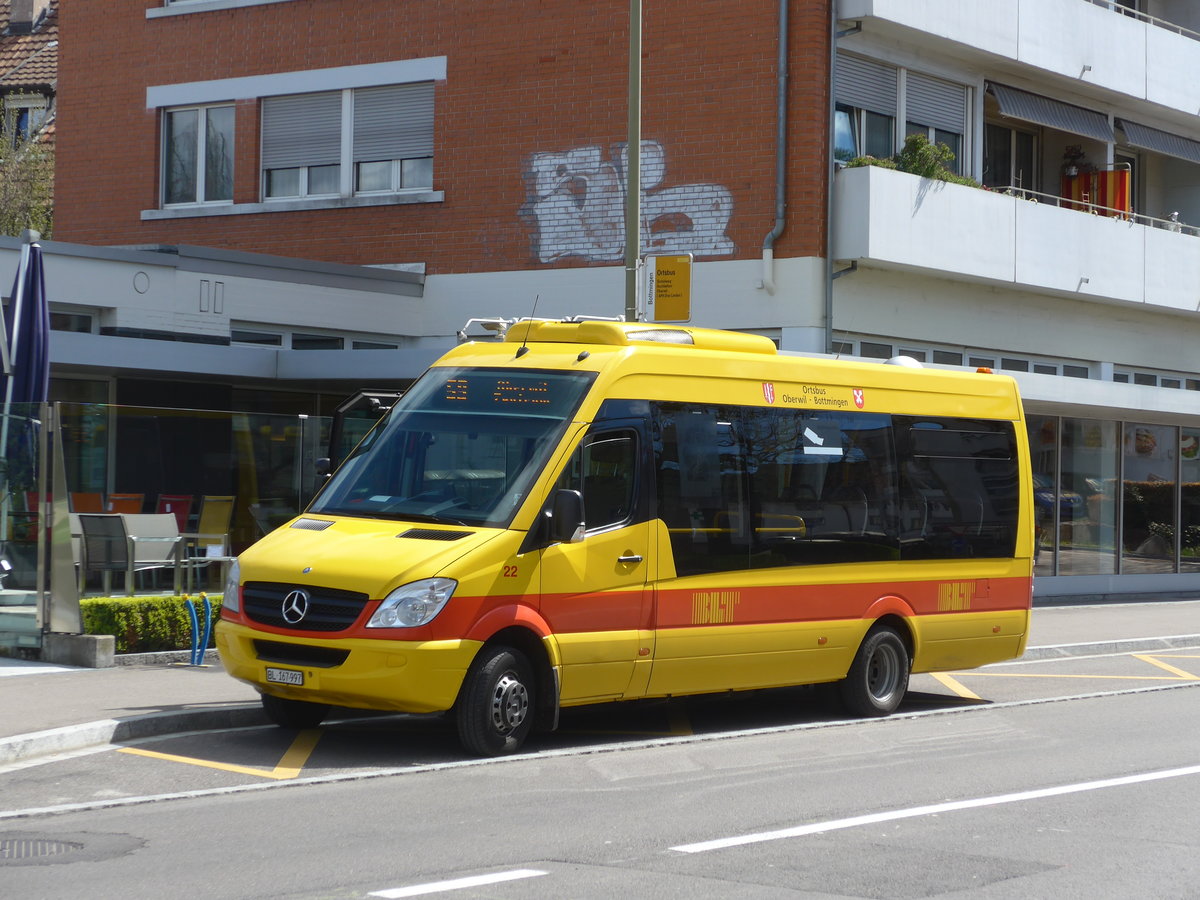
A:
[223,560,241,613]
[367,578,457,628]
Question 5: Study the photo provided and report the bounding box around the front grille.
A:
[243,581,371,632]
[253,639,349,668]
[397,528,473,541]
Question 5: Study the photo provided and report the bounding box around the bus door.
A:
[538,425,652,703]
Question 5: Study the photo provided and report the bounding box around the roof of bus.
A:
[437,320,1024,417]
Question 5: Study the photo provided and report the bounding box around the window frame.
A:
[160,102,235,208]
[261,85,435,203]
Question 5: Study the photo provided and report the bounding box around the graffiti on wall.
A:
[523,141,734,263]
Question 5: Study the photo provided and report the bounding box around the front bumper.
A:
[215,620,483,714]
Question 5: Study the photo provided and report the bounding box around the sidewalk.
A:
[1,599,1198,766]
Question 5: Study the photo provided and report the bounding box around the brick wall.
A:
[55,0,829,274]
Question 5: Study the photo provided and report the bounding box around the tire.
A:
[456,645,535,757]
[839,625,910,717]
[261,692,330,729]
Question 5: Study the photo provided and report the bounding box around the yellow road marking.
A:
[118,729,323,780]
[948,672,1180,681]
[1133,655,1199,680]
[931,672,982,700]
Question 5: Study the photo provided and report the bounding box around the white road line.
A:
[670,763,1200,854]
[369,869,547,898]
[3,681,1197,821]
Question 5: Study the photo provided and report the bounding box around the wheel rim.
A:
[866,642,902,703]
[490,672,529,734]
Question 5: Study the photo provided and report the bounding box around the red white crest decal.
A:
[762,382,776,404]
[853,388,865,409]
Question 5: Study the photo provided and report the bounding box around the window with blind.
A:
[834,54,970,172]
[261,82,434,200]
[904,72,967,175]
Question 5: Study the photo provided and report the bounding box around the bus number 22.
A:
[503,565,519,578]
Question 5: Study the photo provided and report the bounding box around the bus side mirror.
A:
[550,489,585,544]
[315,457,331,480]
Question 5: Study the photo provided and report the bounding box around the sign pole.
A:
[624,0,642,322]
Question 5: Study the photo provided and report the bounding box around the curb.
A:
[1022,634,1200,661]
[0,703,266,767]
[114,649,221,667]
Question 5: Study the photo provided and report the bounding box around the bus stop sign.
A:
[646,254,692,323]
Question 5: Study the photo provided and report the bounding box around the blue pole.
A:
[197,593,213,666]
[184,595,199,665]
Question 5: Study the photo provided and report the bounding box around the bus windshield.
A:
[309,366,596,527]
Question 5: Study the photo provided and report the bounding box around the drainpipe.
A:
[760,0,789,296]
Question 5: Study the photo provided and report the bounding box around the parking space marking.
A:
[117,728,322,780]
[1132,655,1198,680]
[948,651,1199,684]
[930,673,983,700]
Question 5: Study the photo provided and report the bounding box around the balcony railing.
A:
[1084,0,1200,43]
[990,184,1200,237]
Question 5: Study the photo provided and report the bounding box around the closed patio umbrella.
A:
[1,229,50,548]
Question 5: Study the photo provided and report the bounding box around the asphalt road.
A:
[2,647,1198,898]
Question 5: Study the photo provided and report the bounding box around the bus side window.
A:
[895,417,1019,559]
[556,430,638,532]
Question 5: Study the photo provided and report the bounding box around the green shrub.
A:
[80,594,224,654]
[845,133,981,188]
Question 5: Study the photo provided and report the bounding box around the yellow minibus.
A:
[216,320,1033,755]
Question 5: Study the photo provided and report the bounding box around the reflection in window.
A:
[163,105,234,205]
[1061,419,1118,575]
[556,431,637,532]
[1122,423,1177,574]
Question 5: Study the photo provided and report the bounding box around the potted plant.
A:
[1062,145,1087,177]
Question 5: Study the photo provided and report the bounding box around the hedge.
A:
[80,594,224,654]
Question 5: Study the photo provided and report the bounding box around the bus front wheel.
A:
[456,645,535,757]
[840,626,909,717]
[261,692,330,729]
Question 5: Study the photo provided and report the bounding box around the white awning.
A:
[989,83,1114,143]
[1117,119,1200,165]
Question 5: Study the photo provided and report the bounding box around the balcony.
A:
[832,164,1200,314]
[838,0,1200,117]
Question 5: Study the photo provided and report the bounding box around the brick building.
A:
[50,0,830,362]
[21,0,1200,598]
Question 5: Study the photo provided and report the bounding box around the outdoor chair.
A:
[77,513,131,596]
[77,513,187,596]
[155,494,194,532]
[105,493,145,514]
[183,495,236,591]
[70,492,104,513]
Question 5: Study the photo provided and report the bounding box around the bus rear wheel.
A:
[261,692,330,729]
[456,645,534,757]
[840,625,909,717]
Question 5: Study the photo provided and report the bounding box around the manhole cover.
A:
[0,837,83,861]
[0,831,143,867]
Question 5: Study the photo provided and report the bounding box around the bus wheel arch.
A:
[840,619,911,717]
[455,626,558,756]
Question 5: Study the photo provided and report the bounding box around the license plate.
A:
[265,667,304,686]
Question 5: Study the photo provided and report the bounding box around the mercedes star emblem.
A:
[281,589,310,624]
